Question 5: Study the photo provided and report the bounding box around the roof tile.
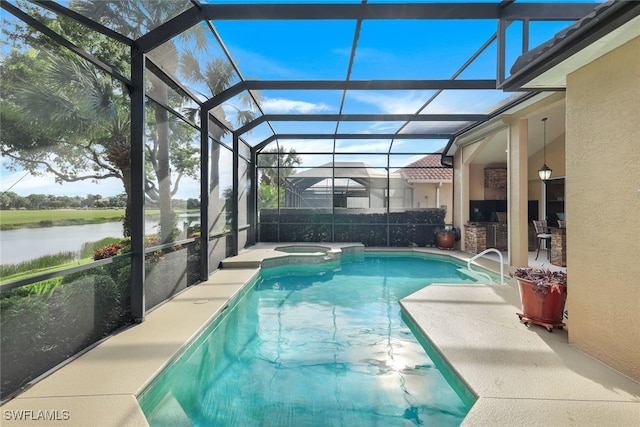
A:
[397,154,452,181]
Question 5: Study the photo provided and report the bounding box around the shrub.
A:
[80,237,121,259]
[93,244,121,260]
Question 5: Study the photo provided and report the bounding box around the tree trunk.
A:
[154,86,175,244]
[209,122,223,236]
[106,131,132,238]
[121,168,132,237]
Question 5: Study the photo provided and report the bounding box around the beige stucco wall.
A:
[411,182,453,223]
[565,36,640,381]
[454,142,483,251]
[440,183,453,224]
[468,165,485,200]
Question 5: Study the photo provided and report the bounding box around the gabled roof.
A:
[287,162,407,191]
[398,153,452,182]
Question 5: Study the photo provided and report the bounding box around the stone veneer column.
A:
[551,227,566,267]
[464,224,486,254]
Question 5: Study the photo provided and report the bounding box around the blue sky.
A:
[1,0,602,197]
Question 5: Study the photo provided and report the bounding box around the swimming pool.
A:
[139,253,480,426]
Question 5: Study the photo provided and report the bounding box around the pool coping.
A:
[2,245,639,426]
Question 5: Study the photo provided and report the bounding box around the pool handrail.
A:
[467,248,505,285]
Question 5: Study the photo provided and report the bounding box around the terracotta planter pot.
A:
[435,232,455,250]
[516,278,567,331]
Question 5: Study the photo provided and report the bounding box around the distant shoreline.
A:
[0,217,123,230]
[0,209,126,230]
[0,208,169,230]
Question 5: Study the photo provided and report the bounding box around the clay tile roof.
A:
[397,152,452,182]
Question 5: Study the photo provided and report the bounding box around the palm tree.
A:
[179,56,258,235]
[5,49,136,235]
[4,1,257,241]
[71,0,257,243]
[257,147,302,208]
[68,0,203,242]
[258,147,302,186]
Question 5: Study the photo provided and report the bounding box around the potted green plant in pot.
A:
[434,225,456,250]
[510,268,567,332]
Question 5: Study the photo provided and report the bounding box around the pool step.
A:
[457,267,494,284]
[145,391,191,426]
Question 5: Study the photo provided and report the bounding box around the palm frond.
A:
[179,50,204,84]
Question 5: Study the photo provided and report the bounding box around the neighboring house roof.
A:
[397,153,452,182]
[286,162,408,191]
[503,0,640,90]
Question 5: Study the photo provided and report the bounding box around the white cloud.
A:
[261,97,331,114]
[335,139,392,154]
[349,91,428,114]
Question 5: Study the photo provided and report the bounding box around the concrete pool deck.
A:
[2,244,639,426]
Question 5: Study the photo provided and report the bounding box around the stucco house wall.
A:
[468,165,485,200]
[410,183,453,224]
[565,36,640,381]
[439,183,453,224]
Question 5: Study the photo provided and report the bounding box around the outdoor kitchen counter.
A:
[464,222,507,253]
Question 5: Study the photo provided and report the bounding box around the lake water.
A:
[0,221,158,265]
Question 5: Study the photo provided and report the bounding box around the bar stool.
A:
[533,220,551,260]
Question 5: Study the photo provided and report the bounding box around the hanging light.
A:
[538,117,552,181]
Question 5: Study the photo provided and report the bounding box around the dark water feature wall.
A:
[259,208,446,247]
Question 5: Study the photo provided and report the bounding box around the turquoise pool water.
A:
[140,253,478,426]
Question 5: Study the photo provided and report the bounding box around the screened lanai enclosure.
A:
[0,0,604,400]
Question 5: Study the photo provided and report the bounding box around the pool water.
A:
[140,253,478,426]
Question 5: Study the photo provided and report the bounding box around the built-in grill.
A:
[469,221,507,250]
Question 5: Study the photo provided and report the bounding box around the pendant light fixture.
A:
[538,117,552,181]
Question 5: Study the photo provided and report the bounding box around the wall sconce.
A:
[538,117,552,181]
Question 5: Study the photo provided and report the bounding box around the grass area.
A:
[0,209,162,230]
[0,237,124,284]
[0,209,125,229]
[79,237,123,258]
[1,252,77,278]
[0,258,93,286]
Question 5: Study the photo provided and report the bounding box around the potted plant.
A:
[510,267,567,332]
[434,226,456,250]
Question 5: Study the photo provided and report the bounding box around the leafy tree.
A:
[0,192,24,210]
[70,0,256,243]
[2,47,133,231]
[186,198,200,210]
[179,57,258,236]
[1,1,256,242]
[0,193,11,210]
[257,147,301,208]
[257,147,302,186]
[84,194,102,208]
[258,184,280,209]
[1,3,134,232]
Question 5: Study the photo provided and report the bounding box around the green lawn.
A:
[0,257,93,285]
[0,209,161,229]
[0,209,125,225]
